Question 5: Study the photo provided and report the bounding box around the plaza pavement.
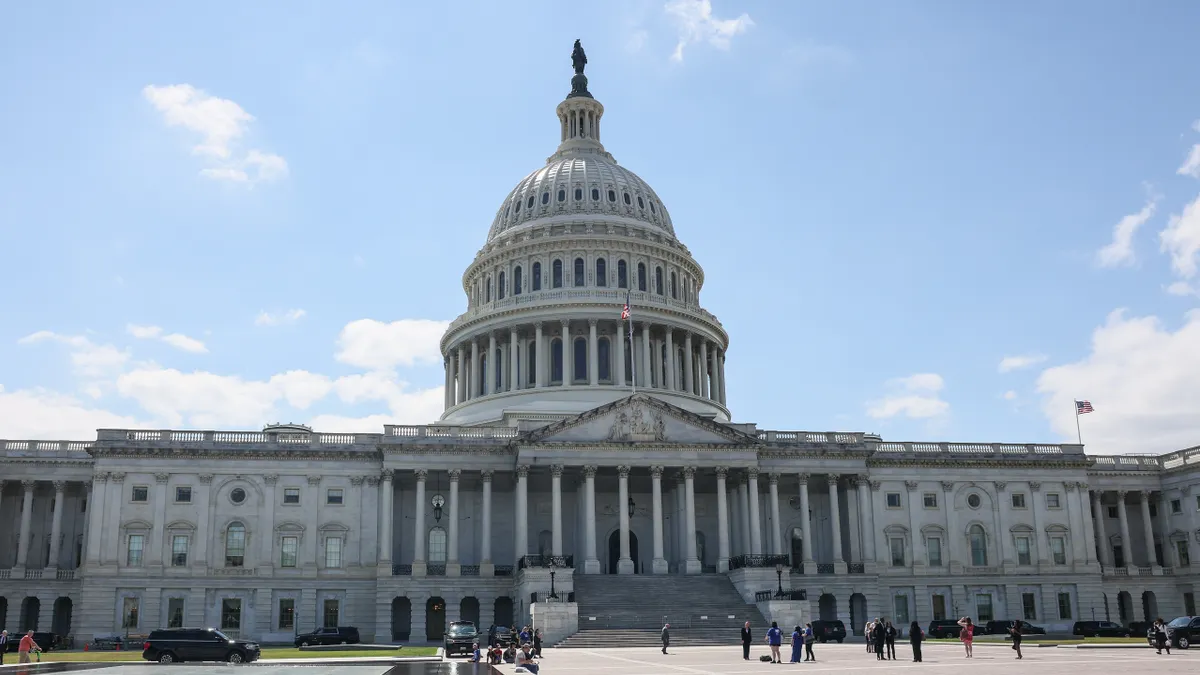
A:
[489,642,1200,675]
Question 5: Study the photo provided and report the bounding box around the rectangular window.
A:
[976,594,994,622]
[1178,540,1191,567]
[323,599,340,628]
[326,488,344,505]
[893,595,909,624]
[325,537,343,568]
[127,534,144,566]
[284,488,300,505]
[171,535,189,567]
[1022,592,1037,620]
[1057,592,1072,619]
[886,493,902,509]
[122,597,140,629]
[1047,493,1061,508]
[279,599,295,629]
[1172,499,1182,514]
[1155,543,1164,566]
[131,486,149,503]
[281,536,298,568]
[931,594,946,621]
[167,598,185,628]
[927,537,942,567]
[1051,537,1067,565]
[890,537,905,567]
[1107,506,1118,519]
[1113,545,1125,567]
[1185,592,1196,616]
[175,486,192,503]
[1196,495,1200,511]
[923,493,938,508]
[1016,537,1032,566]
[221,598,242,630]
[1011,493,1027,509]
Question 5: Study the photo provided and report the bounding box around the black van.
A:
[811,620,846,643]
[1165,616,1200,649]
[927,620,963,639]
[141,628,261,663]
[1071,620,1130,638]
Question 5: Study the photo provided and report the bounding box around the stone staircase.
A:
[557,574,768,648]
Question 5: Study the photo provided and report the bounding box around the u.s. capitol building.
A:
[2,45,1198,645]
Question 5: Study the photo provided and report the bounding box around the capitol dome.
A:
[437,42,730,426]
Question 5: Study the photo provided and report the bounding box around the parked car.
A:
[293,626,361,647]
[444,621,479,656]
[1166,616,1200,649]
[1129,621,1150,637]
[141,628,261,664]
[985,620,1047,637]
[487,625,514,647]
[926,620,963,639]
[810,620,846,643]
[3,632,59,653]
[1071,620,1131,638]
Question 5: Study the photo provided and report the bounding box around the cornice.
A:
[466,236,704,284]
[90,447,383,462]
[868,457,1091,470]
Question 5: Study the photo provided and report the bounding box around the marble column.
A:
[640,323,652,388]
[1116,490,1133,567]
[412,470,428,575]
[748,470,763,554]
[856,476,876,562]
[480,471,493,575]
[1091,491,1110,566]
[684,467,700,573]
[738,478,751,554]
[728,479,740,556]
[675,477,686,568]
[551,465,564,556]
[798,474,814,566]
[587,320,599,386]
[447,470,461,575]
[509,328,520,392]
[515,465,529,561]
[768,474,782,556]
[470,339,480,398]
[651,466,667,573]
[48,480,66,569]
[583,466,599,574]
[618,465,634,574]
[378,470,394,566]
[716,467,731,572]
[1029,482,1047,565]
[444,358,453,409]
[456,345,467,404]
[85,473,107,565]
[664,328,676,391]
[15,479,35,568]
[1158,492,1173,567]
[486,333,497,395]
[615,324,627,387]
[718,351,727,403]
[828,475,844,569]
[559,320,572,386]
[699,340,710,398]
[683,333,695,394]
[1139,490,1157,567]
[535,322,545,388]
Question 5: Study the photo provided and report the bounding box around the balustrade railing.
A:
[815,564,835,575]
[848,563,865,574]
[461,565,480,577]
[1137,566,1154,575]
[427,564,447,576]
[728,554,790,570]
[755,589,806,602]
[392,564,413,576]
[518,554,575,570]
[494,565,514,577]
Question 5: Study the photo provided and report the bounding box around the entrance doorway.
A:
[608,530,639,573]
[391,597,411,642]
[426,597,446,641]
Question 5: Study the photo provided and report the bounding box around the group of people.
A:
[474,625,543,673]
[0,630,43,664]
[738,621,817,663]
[863,618,906,660]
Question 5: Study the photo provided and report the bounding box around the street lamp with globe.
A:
[548,557,559,600]
[775,563,784,597]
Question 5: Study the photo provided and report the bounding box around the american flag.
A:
[1075,400,1094,415]
[621,290,631,320]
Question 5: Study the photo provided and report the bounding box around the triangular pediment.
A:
[520,394,760,446]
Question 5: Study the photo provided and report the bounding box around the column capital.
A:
[366,475,381,487]
[768,472,780,485]
[588,318,598,328]
[534,321,544,330]
[481,469,494,482]
[617,465,631,478]
[904,480,918,492]
[21,479,35,490]
[516,465,530,478]
[641,321,652,331]
[1064,482,1077,492]
[381,468,395,481]
[1117,489,1129,498]
[93,472,109,484]
[715,466,728,479]
[1140,489,1153,499]
[829,474,843,487]
[550,465,564,478]
[870,480,883,492]
[993,481,1007,492]
[110,472,126,483]
[198,474,213,485]
[52,480,67,492]
[350,476,365,486]
[1029,481,1041,492]
[797,472,810,485]
[1078,482,1090,491]
[448,469,462,481]
[155,472,170,484]
[263,474,279,485]
[650,466,664,478]
[307,475,321,486]
[683,467,696,479]
[746,468,759,480]
[940,480,954,492]
[414,469,429,481]
[582,465,597,478]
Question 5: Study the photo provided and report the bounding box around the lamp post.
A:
[628,497,635,519]
[549,558,559,600]
[775,563,784,597]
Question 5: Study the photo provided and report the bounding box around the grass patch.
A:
[32,646,439,663]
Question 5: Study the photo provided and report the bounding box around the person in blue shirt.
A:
[789,625,803,663]
[766,621,783,664]
[470,643,481,663]
[804,623,816,661]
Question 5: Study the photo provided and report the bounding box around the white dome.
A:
[486,155,676,242]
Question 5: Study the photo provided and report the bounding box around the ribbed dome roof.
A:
[486,155,676,242]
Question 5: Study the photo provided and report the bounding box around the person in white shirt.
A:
[515,643,540,673]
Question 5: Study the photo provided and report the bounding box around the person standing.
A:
[909,621,924,662]
[661,623,670,654]
[804,623,816,662]
[1152,618,1171,655]
[864,620,874,653]
[873,619,886,660]
[0,630,7,665]
[533,629,543,657]
[766,622,783,664]
[1010,620,1024,659]
[885,621,897,660]
[741,621,753,660]
[789,625,803,663]
[957,617,975,658]
[18,631,41,664]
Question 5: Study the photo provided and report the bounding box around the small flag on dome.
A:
[1075,400,1094,414]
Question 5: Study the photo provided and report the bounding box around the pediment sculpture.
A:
[607,402,667,442]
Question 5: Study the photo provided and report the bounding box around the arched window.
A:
[527,196,534,209]
[541,192,549,205]
[595,258,607,287]
[573,257,585,287]
[428,527,447,563]
[655,267,664,295]
[514,266,523,295]
[537,530,553,557]
[670,271,678,299]
[486,278,492,303]
[591,188,600,201]
[225,522,246,568]
[617,260,628,289]
[574,188,582,201]
[557,189,565,203]
[969,525,988,566]
[637,196,645,210]
[607,189,616,202]
[479,354,487,394]
[552,260,563,288]
[532,262,542,291]
[598,337,611,381]
[574,337,587,383]
[498,271,506,300]
[527,342,537,386]
[623,192,632,205]
[637,263,647,291]
[495,348,503,391]
[551,339,563,383]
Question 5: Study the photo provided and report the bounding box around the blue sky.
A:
[3,1,1199,454]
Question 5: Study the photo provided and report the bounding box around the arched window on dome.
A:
[677,346,685,389]
[551,339,563,384]
[607,189,616,203]
[655,267,664,295]
[591,188,600,201]
[526,341,537,386]
[670,271,678,300]
[574,188,582,201]
[617,260,628,289]
[598,337,611,382]
[595,258,607,287]
[573,258,585,287]
[532,262,542,291]
[514,266,523,295]
[498,272,506,300]
[527,196,535,209]
[637,263,647,292]
[486,278,492,303]
[495,347,503,392]
[573,337,587,384]
[650,200,657,215]
[637,196,645,210]
[623,192,632,206]
[557,189,565,203]
[552,260,563,289]
[541,192,549,205]
[479,353,487,394]
[514,199,521,214]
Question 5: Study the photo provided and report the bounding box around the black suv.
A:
[487,625,514,647]
[444,621,479,656]
[142,628,260,663]
[927,620,963,639]
[1071,620,1131,638]
[294,626,361,647]
[1165,616,1200,649]
[811,620,846,643]
[985,620,1047,637]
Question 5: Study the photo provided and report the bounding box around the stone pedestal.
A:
[652,558,669,574]
[481,562,495,577]
[411,561,427,577]
[718,557,729,573]
[685,559,702,574]
[756,600,808,631]
[531,601,579,645]
[446,563,461,577]
[583,559,600,575]
[618,558,634,574]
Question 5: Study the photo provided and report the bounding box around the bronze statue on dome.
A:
[572,39,587,75]
[568,40,592,98]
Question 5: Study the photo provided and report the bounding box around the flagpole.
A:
[627,289,636,395]
[1074,400,1083,445]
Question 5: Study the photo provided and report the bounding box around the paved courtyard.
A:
[500,643,1200,674]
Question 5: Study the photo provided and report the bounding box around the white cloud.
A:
[1179,143,1200,179]
[1003,390,1018,401]
[1160,192,1200,280]
[665,0,753,62]
[255,309,307,327]
[1096,197,1157,268]
[335,318,449,370]
[1036,308,1200,454]
[866,373,950,419]
[18,330,130,377]
[1166,280,1199,297]
[998,354,1048,373]
[143,83,288,184]
[126,324,208,353]
[0,385,147,440]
